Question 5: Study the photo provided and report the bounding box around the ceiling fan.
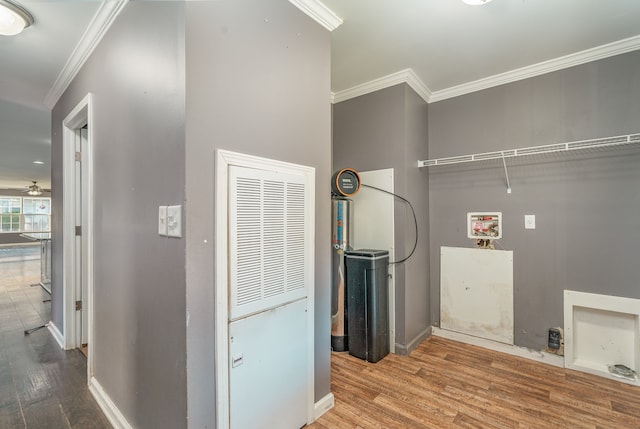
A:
[0,181,50,194]
[25,181,43,196]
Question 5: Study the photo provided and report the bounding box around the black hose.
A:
[361,184,418,265]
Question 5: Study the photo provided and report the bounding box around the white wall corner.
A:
[314,392,335,420]
[44,0,129,109]
[332,68,432,104]
[288,0,343,31]
[404,69,433,104]
[89,377,134,429]
[47,321,65,349]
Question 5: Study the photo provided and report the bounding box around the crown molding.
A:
[332,69,432,104]
[288,0,343,32]
[430,34,640,103]
[44,1,129,110]
[333,35,640,105]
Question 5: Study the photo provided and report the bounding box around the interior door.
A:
[75,125,89,348]
[227,165,310,429]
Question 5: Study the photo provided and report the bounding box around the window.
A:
[0,196,51,233]
[23,197,51,232]
[0,197,21,232]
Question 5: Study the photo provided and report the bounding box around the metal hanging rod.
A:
[418,133,640,168]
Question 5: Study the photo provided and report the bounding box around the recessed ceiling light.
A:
[462,0,493,5]
[0,0,34,36]
[33,160,44,165]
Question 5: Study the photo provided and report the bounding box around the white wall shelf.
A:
[418,133,640,193]
[418,133,640,168]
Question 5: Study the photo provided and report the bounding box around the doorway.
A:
[62,94,94,378]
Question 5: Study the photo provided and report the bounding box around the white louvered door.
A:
[227,164,312,429]
[229,166,308,320]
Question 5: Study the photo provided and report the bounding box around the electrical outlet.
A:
[158,206,167,236]
[525,214,536,230]
[167,205,182,238]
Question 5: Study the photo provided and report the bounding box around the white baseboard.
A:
[47,321,65,349]
[432,327,565,368]
[89,377,133,429]
[314,392,334,420]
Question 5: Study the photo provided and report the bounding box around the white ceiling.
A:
[1,0,640,190]
[324,0,640,100]
[0,0,101,191]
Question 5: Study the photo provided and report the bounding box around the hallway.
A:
[0,245,111,429]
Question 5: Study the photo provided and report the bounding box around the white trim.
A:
[48,321,65,349]
[214,151,230,429]
[314,392,334,420]
[288,0,343,32]
[332,69,432,104]
[44,1,128,109]
[88,377,134,429]
[215,149,316,429]
[332,35,640,105]
[432,327,565,368]
[430,35,640,102]
[61,93,95,392]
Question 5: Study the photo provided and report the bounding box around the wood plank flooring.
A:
[309,336,640,428]
[0,246,111,429]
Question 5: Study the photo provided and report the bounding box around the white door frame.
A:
[214,149,315,429]
[62,93,95,380]
[353,169,396,353]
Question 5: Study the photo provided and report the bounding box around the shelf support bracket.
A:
[501,152,512,194]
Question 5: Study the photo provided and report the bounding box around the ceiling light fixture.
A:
[462,0,493,5]
[27,181,42,196]
[32,160,44,165]
[0,0,34,36]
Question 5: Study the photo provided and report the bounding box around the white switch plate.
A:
[158,206,167,235]
[525,215,536,230]
[167,205,182,238]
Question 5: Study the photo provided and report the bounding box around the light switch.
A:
[525,215,536,230]
[158,206,167,235]
[167,205,182,238]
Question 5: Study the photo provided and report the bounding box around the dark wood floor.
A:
[0,246,111,429]
[309,336,640,428]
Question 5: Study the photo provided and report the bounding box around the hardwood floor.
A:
[0,245,111,429]
[309,336,640,428]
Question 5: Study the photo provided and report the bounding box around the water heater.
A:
[330,197,353,351]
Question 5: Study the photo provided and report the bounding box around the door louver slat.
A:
[229,167,308,320]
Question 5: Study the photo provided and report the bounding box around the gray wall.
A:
[0,234,33,245]
[51,3,187,428]
[184,0,332,426]
[332,84,430,353]
[429,51,640,350]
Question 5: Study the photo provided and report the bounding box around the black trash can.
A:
[345,249,389,363]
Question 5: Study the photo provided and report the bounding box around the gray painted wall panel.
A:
[51,3,186,428]
[333,84,430,350]
[403,87,430,344]
[429,51,640,350]
[185,1,332,425]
